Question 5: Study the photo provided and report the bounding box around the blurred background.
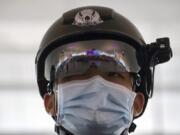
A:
[0,0,179,135]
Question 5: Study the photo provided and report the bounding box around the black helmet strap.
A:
[55,125,73,135]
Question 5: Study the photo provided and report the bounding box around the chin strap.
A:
[55,125,73,135]
[55,122,136,135]
[121,122,136,135]
[128,122,137,133]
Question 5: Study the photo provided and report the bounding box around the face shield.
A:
[44,39,142,83]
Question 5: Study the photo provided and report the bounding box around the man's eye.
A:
[107,72,124,78]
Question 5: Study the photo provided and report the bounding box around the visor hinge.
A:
[135,74,141,87]
[47,82,53,95]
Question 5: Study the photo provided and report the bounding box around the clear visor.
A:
[45,40,141,81]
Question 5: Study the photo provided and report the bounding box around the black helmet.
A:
[35,6,172,118]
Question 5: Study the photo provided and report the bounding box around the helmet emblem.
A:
[73,9,103,26]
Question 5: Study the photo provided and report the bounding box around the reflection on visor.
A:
[45,40,141,81]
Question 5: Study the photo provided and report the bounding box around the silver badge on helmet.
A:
[73,9,103,26]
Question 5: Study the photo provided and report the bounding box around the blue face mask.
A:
[55,75,136,135]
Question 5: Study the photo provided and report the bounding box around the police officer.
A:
[35,6,172,135]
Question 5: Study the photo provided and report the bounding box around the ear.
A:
[133,92,145,117]
[44,93,56,116]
